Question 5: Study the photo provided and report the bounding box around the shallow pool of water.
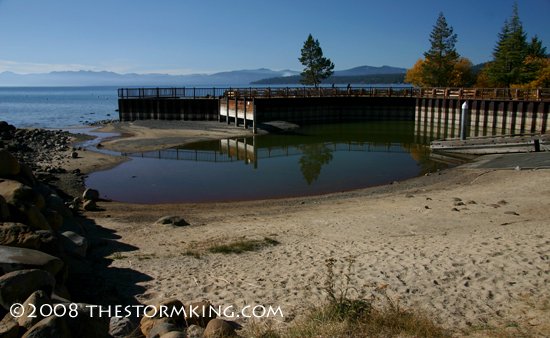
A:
[85,121,454,203]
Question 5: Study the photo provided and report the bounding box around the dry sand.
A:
[70,121,550,336]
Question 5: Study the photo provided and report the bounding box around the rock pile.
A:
[0,121,116,337]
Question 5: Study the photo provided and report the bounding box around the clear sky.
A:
[0,0,548,75]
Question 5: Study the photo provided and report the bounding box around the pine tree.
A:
[422,12,459,87]
[298,34,335,88]
[484,3,529,87]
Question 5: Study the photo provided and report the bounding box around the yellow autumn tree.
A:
[404,59,427,87]
[406,57,476,87]
[523,56,550,87]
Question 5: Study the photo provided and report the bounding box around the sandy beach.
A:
[66,121,550,336]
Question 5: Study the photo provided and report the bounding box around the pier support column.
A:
[235,98,239,127]
[253,100,257,135]
[226,97,230,125]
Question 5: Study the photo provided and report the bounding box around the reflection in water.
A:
[298,144,334,185]
[87,121,468,203]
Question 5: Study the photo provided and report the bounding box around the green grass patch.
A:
[208,237,279,254]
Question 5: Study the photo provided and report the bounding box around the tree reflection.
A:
[298,144,334,185]
[407,144,451,175]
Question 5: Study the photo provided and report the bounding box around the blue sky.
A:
[0,0,548,75]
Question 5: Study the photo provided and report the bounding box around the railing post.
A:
[194,87,196,99]
[157,87,159,98]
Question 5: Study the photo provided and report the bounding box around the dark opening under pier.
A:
[118,87,550,135]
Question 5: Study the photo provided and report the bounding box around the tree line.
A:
[251,73,407,85]
[293,3,547,88]
[405,3,548,88]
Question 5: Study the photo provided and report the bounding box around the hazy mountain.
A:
[333,65,407,76]
[0,65,408,87]
[0,68,301,87]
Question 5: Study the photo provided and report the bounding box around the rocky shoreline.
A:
[0,121,233,337]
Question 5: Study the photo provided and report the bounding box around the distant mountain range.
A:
[0,65,408,87]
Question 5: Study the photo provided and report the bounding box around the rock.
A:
[82,200,96,211]
[109,316,134,338]
[140,299,185,337]
[10,202,52,232]
[0,179,45,210]
[32,183,56,200]
[71,152,78,159]
[60,217,86,236]
[0,223,41,249]
[185,301,216,328]
[187,325,205,338]
[21,315,71,338]
[41,209,62,233]
[82,189,99,201]
[0,245,64,276]
[504,211,519,215]
[154,216,189,227]
[0,195,9,221]
[62,303,110,338]
[53,284,71,301]
[17,290,51,330]
[0,269,56,310]
[0,149,20,177]
[203,319,236,338]
[515,165,522,170]
[7,162,37,187]
[147,322,179,338]
[44,196,72,219]
[0,313,19,338]
[60,231,88,257]
[161,332,187,338]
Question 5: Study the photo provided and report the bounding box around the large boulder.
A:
[203,319,236,338]
[0,180,45,211]
[147,322,179,338]
[59,231,87,257]
[185,301,217,327]
[0,313,19,338]
[41,209,62,233]
[82,189,100,201]
[59,217,86,236]
[17,290,51,330]
[0,246,64,276]
[21,315,71,338]
[62,303,110,338]
[0,195,9,221]
[140,299,185,337]
[0,150,20,177]
[0,269,56,310]
[6,162,37,187]
[9,202,52,232]
[0,223,41,249]
[44,196,72,219]
[109,316,134,338]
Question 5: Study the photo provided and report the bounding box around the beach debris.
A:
[451,207,459,211]
[154,215,189,227]
[451,197,462,202]
[496,200,508,205]
[453,201,465,206]
[504,211,519,216]
[489,204,500,208]
[466,200,476,204]
[515,165,522,170]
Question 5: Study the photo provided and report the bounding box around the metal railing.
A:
[118,86,550,101]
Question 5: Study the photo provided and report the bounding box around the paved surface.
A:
[460,151,550,169]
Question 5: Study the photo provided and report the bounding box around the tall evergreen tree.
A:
[298,34,334,88]
[484,3,529,87]
[422,12,459,87]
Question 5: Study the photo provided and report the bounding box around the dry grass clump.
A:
[182,236,279,258]
[242,258,447,338]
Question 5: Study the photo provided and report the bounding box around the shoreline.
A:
[14,120,550,335]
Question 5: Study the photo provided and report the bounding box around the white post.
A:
[460,101,468,140]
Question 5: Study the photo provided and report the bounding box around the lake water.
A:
[0,86,120,128]
[85,121,454,203]
[0,86,456,203]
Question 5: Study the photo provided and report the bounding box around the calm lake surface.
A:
[85,121,453,203]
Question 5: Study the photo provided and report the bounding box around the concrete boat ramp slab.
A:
[459,152,550,170]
